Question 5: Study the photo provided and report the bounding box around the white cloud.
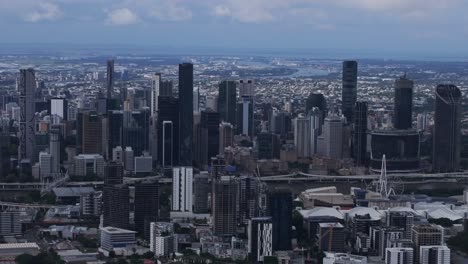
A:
[213,5,231,17]
[150,2,192,21]
[106,8,140,25]
[24,2,62,22]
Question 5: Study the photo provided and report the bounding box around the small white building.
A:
[385,248,414,264]
[0,243,40,258]
[99,227,136,256]
[323,252,367,264]
[420,246,450,264]
[149,222,175,257]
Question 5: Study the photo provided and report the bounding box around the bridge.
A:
[0,201,53,210]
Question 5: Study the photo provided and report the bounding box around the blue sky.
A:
[0,0,467,55]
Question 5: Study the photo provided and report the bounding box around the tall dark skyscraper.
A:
[19,68,36,163]
[107,110,124,158]
[104,161,123,185]
[0,134,10,178]
[306,93,327,122]
[123,109,150,156]
[178,63,194,166]
[433,85,462,172]
[236,97,254,138]
[342,61,358,123]
[134,181,159,240]
[77,111,103,155]
[394,75,414,129]
[102,184,129,229]
[200,110,220,164]
[158,96,179,167]
[218,81,237,127]
[257,132,280,160]
[213,176,238,236]
[268,188,292,251]
[353,101,368,166]
[106,60,114,99]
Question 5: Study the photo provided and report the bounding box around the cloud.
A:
[24,2,62,22]
[150,2,192,21]
[213,5,231,17]
[211,0,290,23]
[106,8,140,25]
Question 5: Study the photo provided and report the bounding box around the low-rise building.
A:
[99,226,136,256]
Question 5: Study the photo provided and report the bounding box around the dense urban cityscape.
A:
[0,50,468,264]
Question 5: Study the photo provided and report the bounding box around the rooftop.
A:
[0,243,40,250]
[100,226,136,234]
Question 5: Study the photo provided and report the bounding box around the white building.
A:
[99,227,136,256]
[172,167,193,212]
[294,116,311,158]
[323,115,343,159]
[149,222,175,257]
[420,246,450,264]
[134,153,152,174]
[248,217,273,263]
[239,80,255,97]
[124,147,134,172]
[385,248,414,264]
[73,154,105,177]
[323,252,367,264]
[50,98,67,120]
[39,151,52,179]
[0,243,40,258]
[113,146,123,163]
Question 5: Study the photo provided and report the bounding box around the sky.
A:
[1,0,468,56]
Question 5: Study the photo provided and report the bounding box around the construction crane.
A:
[317,222,339,253]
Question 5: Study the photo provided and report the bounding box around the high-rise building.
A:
[158,96,179,167]
[102,184,130,229]
[248,217,273,263]
[236,97,254,138]
[294,116,312,158]
[257,132,280,160]
[150,73,161,116]
[172,167,193,212]
[122,109,150,156]
[353,101,368,166]
[270,111,291,139]
[412,224,444,263]
[193,172,210,214]
[78,111,103,155]
[50,98,68,120]
[178,63,194,166]
[106,60,114,99]
[49,124,61,174]
[238,176,261,224]
[419,246,450,264]
[394,75,414,129]
[80,191,102,217]
[385,248,414,264]
[149,222,175,257]
[39,152,52,179]
[219,122,234,155]
[107,110,123,158]
[0,134,10,178]
[318,223,345,253]
[323,116,343,159]
[200,110,220,163]
[104,161,123,185]
[218,81,237,127]
[134,181,159,240]
[19,68,36,162]
[160,80,173,97]
[239,80,255,97]
[342,61,358,123]
[433,84,462,172]
[268,188,292,251]
[0,211,21,236]
[73,154,105,178]
[306,93,327,122]
[124,147,134,172]
[388,212,414,239]
[213,176,238,236]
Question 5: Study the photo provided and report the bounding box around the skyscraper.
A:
[102,184,129,229]
[134,181,159,240]
[239,80,255,97]
[219,122,234,155]
[193,172,210,214]
[178,63,194,166]
[268,188,292,251]
[236,97,254,138]
[200,110,220,163]
[433,85,462,172]
[394,75,414,129]
[19,68,36,162]
[257,132,280,160]
[306,93,327,122]
[248,217,273,263]
[106,60,114,99]
[342,61,358,123]
[353,101,368,166]
[158,96,179,167]
[49,124,61,174]
[104,161,123,185]
[150,73,161,116]
[213,176,238,236]
[0,134,10,178]
[78,111,103,155]
[294,116,312,158]
[172,167,193,212]
[160,80,173,97]
[323,116,344,159]
[218,81,237,127]
[50,98,68,120]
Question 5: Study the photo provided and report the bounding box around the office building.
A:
[134,181,159,240]
[193,172,210,214]
[106,60,114,99]
[323,116,343,159]
[99,226,136,254]
[112,146,123,163]
[124,147,134,171]
[150,73,161,116]
[80,191,102,217]
[385,248,414,264]
[178,63,194,166]
[0,134,10,178]
[342,61,358,123]
[248,217,273,263]
[294,116,312,158]
[158,96,179,167]
[39,152,52,179]
[239,80,255,97]
[218,80,237,126]
[107,110,123,158]
[200,110,220,163]
[318,223,345,253]
[122,109,150,156]
[219,122,234,155]
[0,211,21,236]
[78,111,103,155]
[433,84,462,172]
[419,246,450,264]
[257,132,280,160]
[353,101,368,166]
[269,188,292,251]
[306,93,327,122]
[412,224,444,263]
[73,154,105,178]
[237,97,254,138]
[49,124,61,174]
[104,161,123,185]
[50,98,68,120]
[394,75,414,129]
[213,176,238,236]
[238,176,262,224]
[172,167,193,212]
[102,184,130,229]
[388,212,414,239]
[19,68,36,162]
[134,153,153,174]
[150,222,175,257]
[160,80,173,97]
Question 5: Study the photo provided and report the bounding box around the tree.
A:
[116,259,128,264]
[142,251,154,259]
[15,254,34,264]
[109,251,116,259]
